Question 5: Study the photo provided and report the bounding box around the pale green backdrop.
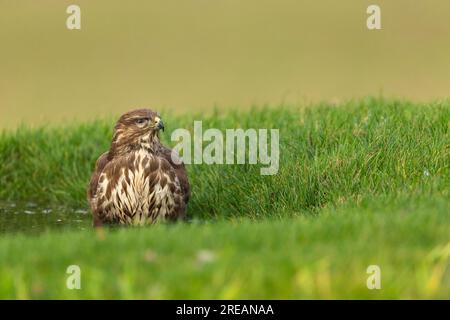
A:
[1,0,449,128]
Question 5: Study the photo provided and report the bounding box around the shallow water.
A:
[0,202,92,234]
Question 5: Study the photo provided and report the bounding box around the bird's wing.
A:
[160,146,190,204]
[88,151,110,203]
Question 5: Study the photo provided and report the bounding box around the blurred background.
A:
[0,0,449,128]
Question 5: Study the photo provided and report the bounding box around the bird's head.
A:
[110,109,165,156]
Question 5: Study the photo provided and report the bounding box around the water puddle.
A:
[0,202,91,234]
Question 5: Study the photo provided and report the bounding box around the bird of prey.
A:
[88,109,189,227]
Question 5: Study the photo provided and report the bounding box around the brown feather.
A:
[87,109,189,227]
[159,146,190,204]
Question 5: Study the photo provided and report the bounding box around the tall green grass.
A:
[0,98,449,299]
[0,98,448,219]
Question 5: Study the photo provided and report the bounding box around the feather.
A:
[87,109,189,227]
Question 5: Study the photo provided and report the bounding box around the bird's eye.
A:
[135,118,148,126]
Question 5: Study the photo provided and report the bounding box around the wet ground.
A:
[0,202,91,234]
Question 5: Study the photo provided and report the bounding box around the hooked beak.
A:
[156,119,165,132]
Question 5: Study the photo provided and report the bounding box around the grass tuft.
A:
[0,98,448,219]
[0,98,449,299]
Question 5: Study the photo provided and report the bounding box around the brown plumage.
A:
[88,109,189,227]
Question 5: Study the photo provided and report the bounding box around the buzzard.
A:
[88,109,189,227]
